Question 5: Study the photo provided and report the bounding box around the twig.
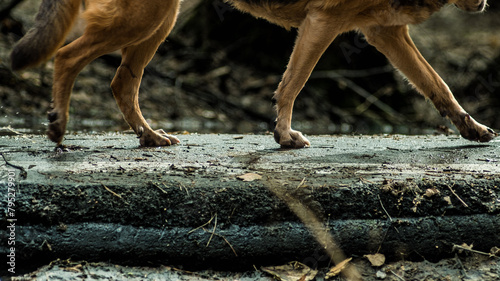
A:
[155,183,168,194]
[310,72,403,123]
[296,177,307,189]
[206,214,217,247]
[1,152,27,179]
[454,254,468,277]
[211,232,238,257]
[453,244,498,258]
[446,184,468,208]
[188,215,215,234]
[191,214,237,257]
[102,184,122,199]
[360,177,375,184]
[378,195,393,222]
[390,270,406,281]
[180,183,189,196]
[0,126,22,136]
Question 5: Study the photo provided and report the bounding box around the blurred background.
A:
[1,0,499,136]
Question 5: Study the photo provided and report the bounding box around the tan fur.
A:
[10,0,495,147]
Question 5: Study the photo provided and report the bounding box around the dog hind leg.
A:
[361,25,496,142]
[110,3,181,147]
[48,35,121,145]
[48,1,180,146]
[273,11,340,148]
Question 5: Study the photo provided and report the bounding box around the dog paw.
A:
[139,129,180,147]
[274,128,311,148]
[456,113,497,142]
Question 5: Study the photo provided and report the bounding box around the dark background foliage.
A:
[1,0,499,136]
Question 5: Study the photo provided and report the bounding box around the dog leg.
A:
[362,25,496,142]
[48,1,179,146]
[48,36,109,145]
[111,7,180,147]
[273,12,340,148]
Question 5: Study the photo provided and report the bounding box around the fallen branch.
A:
[209,232,238,257]
[310,68,404,124]
[102,184,123,199]
[1,152,27,179]
[447,184,469,208]
[378,195,393,222]
[206,213,217,247]
[453,244,499,258]
[390,270,406,281]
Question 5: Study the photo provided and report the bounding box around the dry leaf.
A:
[490,246,500,256]
[424,188,440,197]
[364,253,386,267]
[63,264,83,273]
[457,243,474,254]
[237,173,262,182]
[325,257,352,279]
[380,179,394,193]
[262,262,317,281]
[443,196,452,205]
[376,270,387,279]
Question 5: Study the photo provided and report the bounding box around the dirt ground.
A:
[9,256,500,281]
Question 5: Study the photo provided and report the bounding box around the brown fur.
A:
[10,0,495,147]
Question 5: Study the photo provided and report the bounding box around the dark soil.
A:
[11,256,500,281]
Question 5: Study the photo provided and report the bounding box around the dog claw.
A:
[139,129,180,147]
[455,113,497,143]
[473,127,497,143]
[274,129,310,148]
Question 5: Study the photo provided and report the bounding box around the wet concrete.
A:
[0,133,499,275]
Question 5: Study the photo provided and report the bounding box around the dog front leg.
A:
[273,12,340,148]
[362,25,496,142]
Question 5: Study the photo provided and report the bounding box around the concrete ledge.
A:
[1,133,499,274]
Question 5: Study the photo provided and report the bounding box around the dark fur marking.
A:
[273,128,281,144]
[48,112,58,123]
[234,0,300,5]
[47,122,64,143]
[392,0,448,8]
